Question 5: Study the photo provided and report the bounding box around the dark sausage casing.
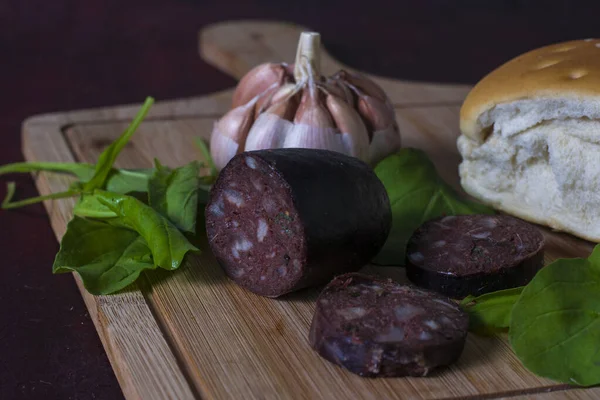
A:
[205,149,392,297]
[406,214,545,298]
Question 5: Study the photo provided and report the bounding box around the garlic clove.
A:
[258,83,299,117]
[356,92,396,133]
[232,63,293,108]
[265,95,299,122]
[244,113,293,151]
[254,84,281,115]
[210,132,240,172]
[326,94,369,161]
[271,83,300,105]
[334,70,387,102]
[210,98,257,170]
[369,125,402,166]
[323,79,355,106]
[283,122,345,153]
[294,88,335,129]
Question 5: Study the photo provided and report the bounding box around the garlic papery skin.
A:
[369,125,402,167]
[257,83,298,117]
[333,70,388,104]
[283,122,346,153]
[333,70,401,164]
[325,94,369,160]
[282,89,345,151]
[232,63,293,108]
[209,31,402,170]
[210,97,258,170]
[325,78,354,105]
[293,32,321,83]
[244,113,292,151]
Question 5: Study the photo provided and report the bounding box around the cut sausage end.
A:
[406,214,545,298]
[309,273,468,377]
[206,155,306,297]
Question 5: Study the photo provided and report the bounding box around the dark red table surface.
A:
[1,1,598,399]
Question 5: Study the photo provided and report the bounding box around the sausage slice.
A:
[309,273,468,377]
[406,215,545,298]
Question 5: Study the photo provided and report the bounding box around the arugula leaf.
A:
[509,245,600,387]
[3,98,207,296]
[104,168,154,193]
[53,217,155,295]
[94,190,199,270]
[73,168,154,218]
[373,148,495,265]
[0,96,153,211]
[148,161,200,234]
[460,287,523,335]
[83,97,154,191]
[73,195,118,218]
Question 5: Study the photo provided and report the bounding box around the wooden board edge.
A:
[21,122,199,400]
[21,89,234,128]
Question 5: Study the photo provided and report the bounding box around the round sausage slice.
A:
[406,214,545,298]
[205,149,391,298]
[309,273,468,377]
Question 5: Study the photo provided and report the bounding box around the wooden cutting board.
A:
[21,21,599,400]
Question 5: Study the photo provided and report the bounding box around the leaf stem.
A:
[194,137,217,178]
[83,96,155,191]
[2,182,80,209]
[0,162,94,176]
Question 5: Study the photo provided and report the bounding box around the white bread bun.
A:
[457,39,600,242]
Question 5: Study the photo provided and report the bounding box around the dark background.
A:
[1,1,598,399]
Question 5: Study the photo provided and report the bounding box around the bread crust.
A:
[460,39,600,141]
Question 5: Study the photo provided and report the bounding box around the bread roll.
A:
[457,39,600,242]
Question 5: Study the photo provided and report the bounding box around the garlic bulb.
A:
[210,32,401,170]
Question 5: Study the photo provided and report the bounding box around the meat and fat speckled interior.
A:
[310,274,468,377]
[407,215,544,275]
[314,275,466,347]
[205,154,306,297]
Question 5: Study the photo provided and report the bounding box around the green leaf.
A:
[372,148,495,265]
[148,161,200,234]
[509,245,600,387]
[0,161,96,181]
[94,190,199,270]
[53,217,155,295]
[104,168,154,193]
[73,194,118,218]
[460,287,523,335]
[83,97,154,191]
[73,169,154,218]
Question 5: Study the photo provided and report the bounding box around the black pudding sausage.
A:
[205,148,392,297]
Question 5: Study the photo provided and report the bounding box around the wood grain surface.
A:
[20,21,599,400]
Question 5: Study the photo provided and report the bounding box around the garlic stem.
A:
[294,32,321,83]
